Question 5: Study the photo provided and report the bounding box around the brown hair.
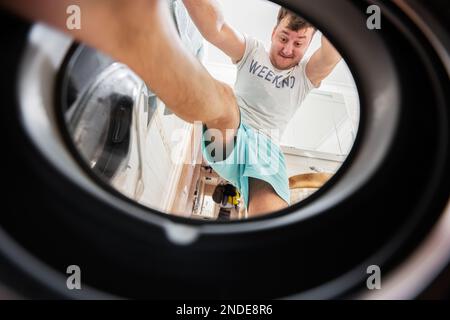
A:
[277,7,316,32]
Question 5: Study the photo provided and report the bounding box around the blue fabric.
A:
[201,121,290,209]
[171,0,205,59]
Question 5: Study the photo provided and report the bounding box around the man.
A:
[1,0,341,218]
[183,0,341,217]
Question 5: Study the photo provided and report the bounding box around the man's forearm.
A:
[320,36,342,67]
[305,35,342,86]
[182,0,226,44]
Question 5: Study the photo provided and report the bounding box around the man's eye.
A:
[280,37,287,43]
[295,42,302,47]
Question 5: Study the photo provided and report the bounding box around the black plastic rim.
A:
[0,0,448,299]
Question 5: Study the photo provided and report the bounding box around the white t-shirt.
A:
[234,35,317,139]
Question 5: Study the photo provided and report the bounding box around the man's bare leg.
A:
[1,0,240,147]
[247,178,289,218]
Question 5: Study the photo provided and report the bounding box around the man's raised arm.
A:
[306,35,342,87]
[182,0,245,63]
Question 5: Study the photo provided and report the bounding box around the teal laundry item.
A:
[202,121,290,209]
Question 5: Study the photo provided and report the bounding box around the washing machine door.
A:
[63,53,137,181]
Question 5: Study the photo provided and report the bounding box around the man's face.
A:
[270,17,315,70]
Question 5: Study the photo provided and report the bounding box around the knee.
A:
[247,179,288,217]
[206,82,239,130]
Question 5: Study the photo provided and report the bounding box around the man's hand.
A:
[306,34,342,87]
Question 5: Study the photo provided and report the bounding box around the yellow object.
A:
[227,190,240,206]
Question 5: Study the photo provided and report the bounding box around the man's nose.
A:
[282,43,294,56]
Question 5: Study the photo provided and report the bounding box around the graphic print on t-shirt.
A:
[248,59,296,89]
